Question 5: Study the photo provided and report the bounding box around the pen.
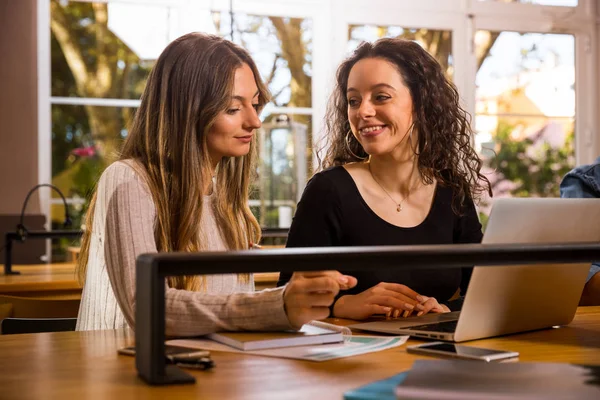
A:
[172,357,215,370]
[166,353,215,370]
[250,242,262,249]
[167,350,210,361]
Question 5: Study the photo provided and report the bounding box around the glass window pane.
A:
[482,116,574,196]
[211,12,313,108]
[51,102,134,259]
[475,31,575,222]
[209,11,313,232]
[51,104,134,199]
[478,0,577,6]
[348,25,454,80]
[251,113,311,230]
[50,0,179,99]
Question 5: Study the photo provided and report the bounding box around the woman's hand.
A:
[411,295,450,317]
[332,282,423,320]
[283,271,357,329]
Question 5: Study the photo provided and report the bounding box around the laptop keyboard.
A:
[404,320,458,333]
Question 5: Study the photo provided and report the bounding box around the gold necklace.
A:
[368,162,416,213]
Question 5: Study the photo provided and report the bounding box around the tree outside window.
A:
[50,1,313,256]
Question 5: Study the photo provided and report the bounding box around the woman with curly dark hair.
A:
[278,37,492,320]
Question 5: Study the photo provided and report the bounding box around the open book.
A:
[206,321,348,351]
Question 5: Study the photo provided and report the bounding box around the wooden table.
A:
[253,272,280,290]
[0,263,279,298]
[0,263,81,298]
[1,307,599,399]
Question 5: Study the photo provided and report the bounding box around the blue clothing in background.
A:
[560,157,600,282]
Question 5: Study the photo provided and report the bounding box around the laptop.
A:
[349,198,600,342]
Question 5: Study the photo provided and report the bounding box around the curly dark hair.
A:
[320,37,492,213]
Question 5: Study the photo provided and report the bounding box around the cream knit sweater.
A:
[76,160,292,336]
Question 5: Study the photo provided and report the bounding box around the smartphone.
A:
[406,342,519,362]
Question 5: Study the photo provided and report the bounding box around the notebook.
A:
[394,360,600,399]
[206,321,347,351]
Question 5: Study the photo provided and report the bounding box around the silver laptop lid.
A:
[454,197,600,342]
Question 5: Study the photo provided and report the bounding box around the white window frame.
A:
[39,0,189,258]
[38,0,326,245]
[331,0,598,165]
[38,0,599,252]
[471,2,597,166]
[335,0,470,112]
[205,0,328,162]
[38,0,51,234]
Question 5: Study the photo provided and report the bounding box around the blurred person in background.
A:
[561,156,600,306]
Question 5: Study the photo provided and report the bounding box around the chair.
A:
[0,295,80,334]
[1,317,77,334]
[0,295,80,318]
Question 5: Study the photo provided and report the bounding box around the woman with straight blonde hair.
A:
[76,32,356,336]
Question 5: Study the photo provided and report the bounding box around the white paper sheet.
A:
[167,335,408,362]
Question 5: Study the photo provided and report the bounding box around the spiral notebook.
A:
[206,321,348,351]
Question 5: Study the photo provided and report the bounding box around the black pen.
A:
[166,351,215,370]
[173,357,215,370]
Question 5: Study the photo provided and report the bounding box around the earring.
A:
[408,123,426,155]
[408,123,415,149]
[345,130,368,160]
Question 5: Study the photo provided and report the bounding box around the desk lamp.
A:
[3,184,83,275]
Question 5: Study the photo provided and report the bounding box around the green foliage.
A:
[50,1,151,258]
[478,211,490,232]
[478,119,574,233]
[51,0,151,179]
[51,1,151,99]
[264,208,280,228]
[71,157,104,198]
[51,104,90,179]
[488,119,574,198]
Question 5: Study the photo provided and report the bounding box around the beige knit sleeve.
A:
[101,161,293,337]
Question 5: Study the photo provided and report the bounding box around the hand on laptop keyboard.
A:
[387,295,450,319]
[333,282,424,320]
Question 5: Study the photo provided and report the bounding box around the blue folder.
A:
[343,371,408,400]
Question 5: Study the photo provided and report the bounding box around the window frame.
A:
[38,0,599,255]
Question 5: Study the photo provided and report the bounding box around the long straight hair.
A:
[77,33,268,290]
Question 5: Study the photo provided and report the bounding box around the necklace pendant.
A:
[397,204,402,212]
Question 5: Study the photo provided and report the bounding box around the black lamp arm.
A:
[17,184,72,241]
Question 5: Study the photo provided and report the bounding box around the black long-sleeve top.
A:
[277,166,483,308]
